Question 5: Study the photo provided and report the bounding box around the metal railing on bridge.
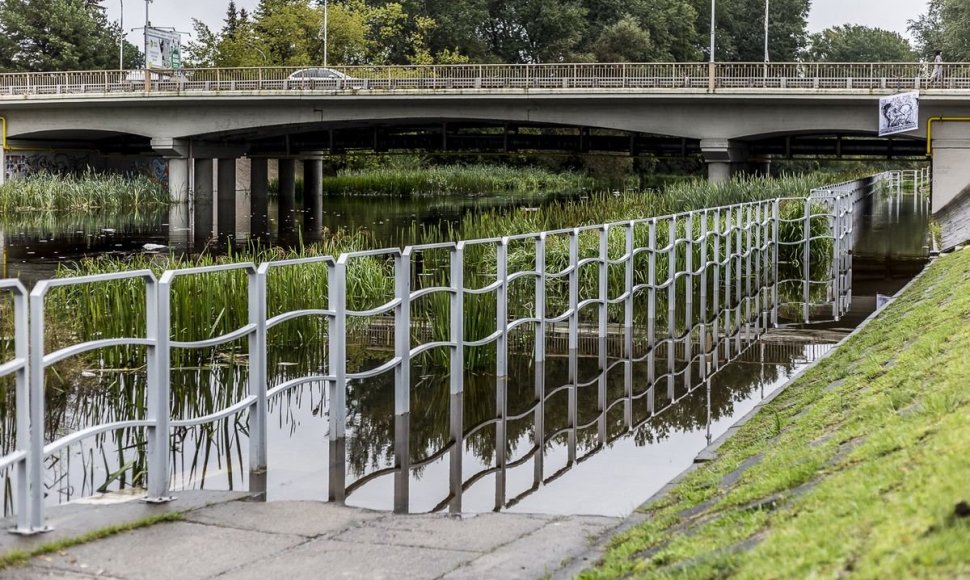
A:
[0,172,914,532]
[0,64,967,97]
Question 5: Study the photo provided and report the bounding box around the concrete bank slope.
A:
[3,500,622,579]
[580,248,970,578]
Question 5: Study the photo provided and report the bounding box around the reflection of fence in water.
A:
[0,174,892,532]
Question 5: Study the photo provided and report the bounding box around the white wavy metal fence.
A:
[0,171,930,532]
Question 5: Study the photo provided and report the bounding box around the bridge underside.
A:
[9,121,926,160]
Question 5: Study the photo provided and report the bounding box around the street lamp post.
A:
[709,0,716,62]
[764,0,770,64]
[323,0,329,67]
[144,0,152,69]
[119,0,124,69]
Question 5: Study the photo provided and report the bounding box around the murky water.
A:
[0,190,580,283]
[0,187,930,519]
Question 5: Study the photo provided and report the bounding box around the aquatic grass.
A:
[0,171,169,213]
[322,163,599,196]
[31,172,847,375]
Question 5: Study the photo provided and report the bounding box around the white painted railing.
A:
[0,173,899,531]
[0,63,967,97]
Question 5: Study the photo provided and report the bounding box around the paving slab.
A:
[0,566,119,579]
[219,538,474,580]
[185,500,387,538]
[29,521,305,580]
[0,490,249,556]
[442,516,621,580]
[336,512,552,553]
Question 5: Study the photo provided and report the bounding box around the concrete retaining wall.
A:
[936,183,970,250]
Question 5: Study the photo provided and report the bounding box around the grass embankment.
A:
[584,248,970,578]
[0,172,168,212]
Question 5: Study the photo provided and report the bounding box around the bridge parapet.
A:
[0,62,968,98]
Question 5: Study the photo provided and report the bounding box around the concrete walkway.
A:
[4,498,622,579]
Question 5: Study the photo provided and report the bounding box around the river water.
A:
[0,187,930,519]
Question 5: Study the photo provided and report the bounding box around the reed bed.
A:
[22,172,843,374]
[0,171,168,213]
[322,164,599,196]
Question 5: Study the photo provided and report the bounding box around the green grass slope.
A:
[584,249,970,578]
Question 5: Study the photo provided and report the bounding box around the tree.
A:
[909,0,970,61]
[591,15,655,62]
[480,0,587,63]
[807,25,914,62]
[0,0,141,71]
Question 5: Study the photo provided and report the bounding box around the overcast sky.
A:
[108,0,931,51]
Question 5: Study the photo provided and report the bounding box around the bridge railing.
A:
[1,63,969,97]
[0,173,888,531]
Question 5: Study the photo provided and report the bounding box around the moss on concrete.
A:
[584,248,970,578]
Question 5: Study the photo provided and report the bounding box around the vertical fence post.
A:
[250,268,268,473]
[713,209,722,371]
[328,258,347,504]
[667,217,677,400]
[772,200,780,327]
[744,205,753,343]
[147,275,173,503]
[699,213,709,382]
[9,282,31,534]
[449,244,465,513]
[644,221,655,414]
[802,197,812,324]
[831,198,841,321]
[623,223,635,427]
[684,213,694,390]
[597,226,609,444]
[735,208,744,354]
[567,230,579,463]
[10,286,26,531]
[533,234,546,488]
[394,252,411,514]
[27,286,48,532]
[494,239,509,510]
[723,207,733,361]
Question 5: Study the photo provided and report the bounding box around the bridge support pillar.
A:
[217,158,237,244]
[302,153,324,243]
[193,158,214,244]
[167,158,190,204]
[931,121,970,249]
[250,157,270,240]
[151,138,191,203]
[701,139,748,185]
[277,158,298,240]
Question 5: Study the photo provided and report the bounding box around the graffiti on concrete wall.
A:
[3,152,168,187]
[4,152,100,181]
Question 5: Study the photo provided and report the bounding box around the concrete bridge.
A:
[2,62,970,244]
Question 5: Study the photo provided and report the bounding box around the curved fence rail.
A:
[0,64,968,98]
[0,171,926,532]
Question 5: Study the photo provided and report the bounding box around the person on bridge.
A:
[929,51,944,85]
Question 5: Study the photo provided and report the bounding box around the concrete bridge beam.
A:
[700,139,748,185]
[302,152,324,243]
[250,157,270,240]
[217,158,237,244]
[193,158,214,245]
[277,158,298,240]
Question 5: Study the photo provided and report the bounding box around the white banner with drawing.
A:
[879,92,919,137]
